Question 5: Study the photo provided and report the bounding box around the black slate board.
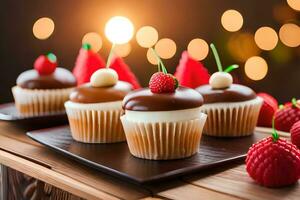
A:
[27,126,267,184]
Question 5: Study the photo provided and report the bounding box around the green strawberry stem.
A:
[279,104,284,109]
[272,117,279,142]
[151,48,168,74]
[224,64,239,73]
[210,43,223,72]
[106,43,116,68]
[82,43,92,50]
[47,53,57,63]
[292,98,297,107]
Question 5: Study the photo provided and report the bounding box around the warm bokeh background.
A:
[1,0,300,103]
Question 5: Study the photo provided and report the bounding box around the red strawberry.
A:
[274,99,300,132]
[73,43,106,85]
[246,133,300,187]
[174,51,210,89]
[257,93,278,127]
[291,120,300,148]
[110,56,141,89]
[149,72,178,93]
[34,53,57,75]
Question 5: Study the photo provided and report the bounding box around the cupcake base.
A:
[121,113,207,160]
[200,97,263,137]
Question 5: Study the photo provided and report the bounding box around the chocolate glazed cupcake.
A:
[121,56,207,160]
[65,68,132,143]
[12,53,76,116]
[196,44,262,137]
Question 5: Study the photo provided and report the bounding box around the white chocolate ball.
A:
[209,72,233,89]
[90,68,118,87]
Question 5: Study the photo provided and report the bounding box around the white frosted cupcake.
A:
[121,70,207,160]
[65,68,132,143]
[12,53,76,116]
[196,44,262,137]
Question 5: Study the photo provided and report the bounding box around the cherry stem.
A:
[210,43,223,72]
[272,117,279,142]
[292,98,297,107]
[151,48,168,74]
[106,43,116,68]
[224,64,239,73]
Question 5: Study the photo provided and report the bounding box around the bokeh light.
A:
[287,0,300,11]
[32,17,55,40]
[154,38,177,59]
[228,32,261,62]
[245,56,268,80]
[82,32,102,52]
[221,10,243,32]
[136,26,159,48]
[279,23,300,47]
[254,27,278,51]
[114,43,131,57]
[147,48,158,65]
[105,16,134,44]
[187,38,209,61]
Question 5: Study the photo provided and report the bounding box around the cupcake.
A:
[121,54,207,160]
[196,44,263,137]
[65,68,132,143]
[12,53,76,116]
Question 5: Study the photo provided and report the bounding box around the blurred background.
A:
[1,0,300,103]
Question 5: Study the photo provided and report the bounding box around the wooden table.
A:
[0,121,298,200]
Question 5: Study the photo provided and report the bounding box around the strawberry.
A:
[73,43,106,85]
[291,120,300,148]
[110,56,141,89]
[149,72,178,93]
[174,51,210,89]
[257,93,278,127]
[34,53,57,75]
[274,99,300,132]
[246,130,300,187]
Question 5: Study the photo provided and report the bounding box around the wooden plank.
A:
[184,165,300,200]
[0,149,119,200]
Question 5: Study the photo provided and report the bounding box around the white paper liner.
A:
[65,101,125,143]
[199,97,263,137]
[121,113,207,160]
[12,86,73,116]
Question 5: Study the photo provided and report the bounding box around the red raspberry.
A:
[291,121,300,148]
[34,53,57,75]
[275,101,300,132]
[149,72,178,93]
[246,136,300,187]
[257,93,278,127]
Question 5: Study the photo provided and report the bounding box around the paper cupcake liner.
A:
[199,97,263,137]
[12,86,73,116]
[65,101,126,143]
[120,113,207,160]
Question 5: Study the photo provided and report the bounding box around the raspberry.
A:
[275,101,300,132]
[291,121,300,148]
[257,93,278,127]
[34,53,57,75]
[246,136,300,187]
[149,72,178,93]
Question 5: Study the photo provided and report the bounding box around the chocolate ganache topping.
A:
[70,81,132,104]
[196,84,256,103]
[123,86,204,111]
[17,68,76,89]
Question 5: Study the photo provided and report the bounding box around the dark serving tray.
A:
[27,126,268,184]
[0,103,68,127]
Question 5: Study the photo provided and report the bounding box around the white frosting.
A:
[65,100,122,111]
[124,107,206,123]
[90,68,118,87]
[209,72,233,89]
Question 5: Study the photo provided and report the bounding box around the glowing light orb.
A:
[114,43,131,57]
[136,26,159,48]
[254,27,278,51]
[287,0,300,11]
[32,17,55,40]
[147,48,158,65]
[245,56,268,81]
[221,10,243,32]
[187,38,209,61]
[279,23,300,47]
[154,38,177,59]
[82,32,102,52]
[105,16,134,44]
